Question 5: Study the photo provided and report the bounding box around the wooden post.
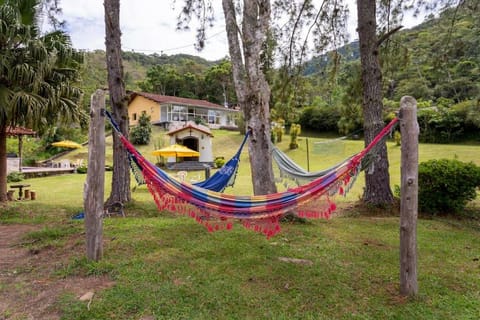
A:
[399,96,419,296]
[306,138,310,172]
[18,135,23,173]
[84,89,106,261]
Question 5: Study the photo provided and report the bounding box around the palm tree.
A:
[0,0,84,201]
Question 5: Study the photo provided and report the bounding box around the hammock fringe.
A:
[106,111,398,238]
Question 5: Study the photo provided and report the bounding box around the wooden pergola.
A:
[6,126,37,173]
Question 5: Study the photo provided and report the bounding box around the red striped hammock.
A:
[113,116,398,238]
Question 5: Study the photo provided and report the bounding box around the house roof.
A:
[6,126,36,137]
[167,122,213,137]
[130,92,234,111]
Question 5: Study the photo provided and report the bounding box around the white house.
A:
[128,92,239,129]
[165,122,214,165]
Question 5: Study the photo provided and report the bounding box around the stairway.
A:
[167,161,213,171]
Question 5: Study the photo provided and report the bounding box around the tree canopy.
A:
[0,0,83,201]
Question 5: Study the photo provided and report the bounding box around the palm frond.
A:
[0,0,83,131]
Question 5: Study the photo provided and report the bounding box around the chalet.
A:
[128,92,239,129]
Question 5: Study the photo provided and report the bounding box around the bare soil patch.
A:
[0,224,114,320]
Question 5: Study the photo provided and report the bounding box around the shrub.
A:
[130,113,152,145]
[418,159,480,214]
[272,119,285,143]
[298,103,341,131]
[7,171,24,183]
[289,123,301,149]
[214,157,226,168]
[76,165,87,174]
[394,131,401,146]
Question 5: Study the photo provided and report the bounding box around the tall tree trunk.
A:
[357,0,394,205]
[0,127,7,202]
[104,0,131,204]
[223,0,276,195]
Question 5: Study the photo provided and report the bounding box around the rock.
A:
[278,257,313,265]
[79,291,94,301]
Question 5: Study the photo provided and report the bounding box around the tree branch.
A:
[377,25,403,47]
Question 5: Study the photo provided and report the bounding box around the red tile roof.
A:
[130,92,231,111]
[167,123,213,137]
[6,126,36,136]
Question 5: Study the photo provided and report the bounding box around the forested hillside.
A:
[304,6,479,103]
[296,6,479,142]
[77,5,479,143]
[77,51,216,108]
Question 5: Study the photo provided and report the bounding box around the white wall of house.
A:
[168,130,213,163]
[7,158,20,174]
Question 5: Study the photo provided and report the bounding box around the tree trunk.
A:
[104,0,131,204]
[0,126,7,202]
[357,0,393,205]
[222,0,277,195]
[84,90,106,261]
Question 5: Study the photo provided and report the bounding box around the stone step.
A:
[167,161,213,171]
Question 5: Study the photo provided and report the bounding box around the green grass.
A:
[45,217,480,319]
[1,129,480,319]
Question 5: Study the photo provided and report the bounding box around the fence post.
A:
[399,96,419,296]
[84,89,106,261]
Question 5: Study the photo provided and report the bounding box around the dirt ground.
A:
[0,225,114,320]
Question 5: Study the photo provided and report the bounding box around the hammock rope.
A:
[192,131,249,192]
[272,124,395,186]
[107,110,249,192]
[106,111,398,238]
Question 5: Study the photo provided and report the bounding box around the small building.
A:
[128,91,239,129]
[165,122,214,166]
[6,126,36,174]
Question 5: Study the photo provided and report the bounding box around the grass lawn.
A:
[1,128,479,319]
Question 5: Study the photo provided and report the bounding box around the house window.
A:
[168,105,187,122]
[208,110,215,124]
[208,110,221,124]
[188,107,195,121]
[132,113,137,121]
[195,108,208,123]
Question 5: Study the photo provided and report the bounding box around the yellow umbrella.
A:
[51,140,83,149]
[152,144,200,157]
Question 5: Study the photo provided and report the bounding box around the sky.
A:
[60,0,229,61]
[59,0,424,62]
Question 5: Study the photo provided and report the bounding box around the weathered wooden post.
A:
[399,96,419,296]
[84,89,106,261]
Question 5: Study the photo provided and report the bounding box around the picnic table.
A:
[10,183,31,200]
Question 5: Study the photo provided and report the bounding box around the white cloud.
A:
[60,0,228,61]
[59,0,424,61]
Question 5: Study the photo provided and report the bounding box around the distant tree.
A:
[204,59,236,106]
[139,64,181,96]
[0,0,84,202]
[271,1,348,126]
[139,60,208,99]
